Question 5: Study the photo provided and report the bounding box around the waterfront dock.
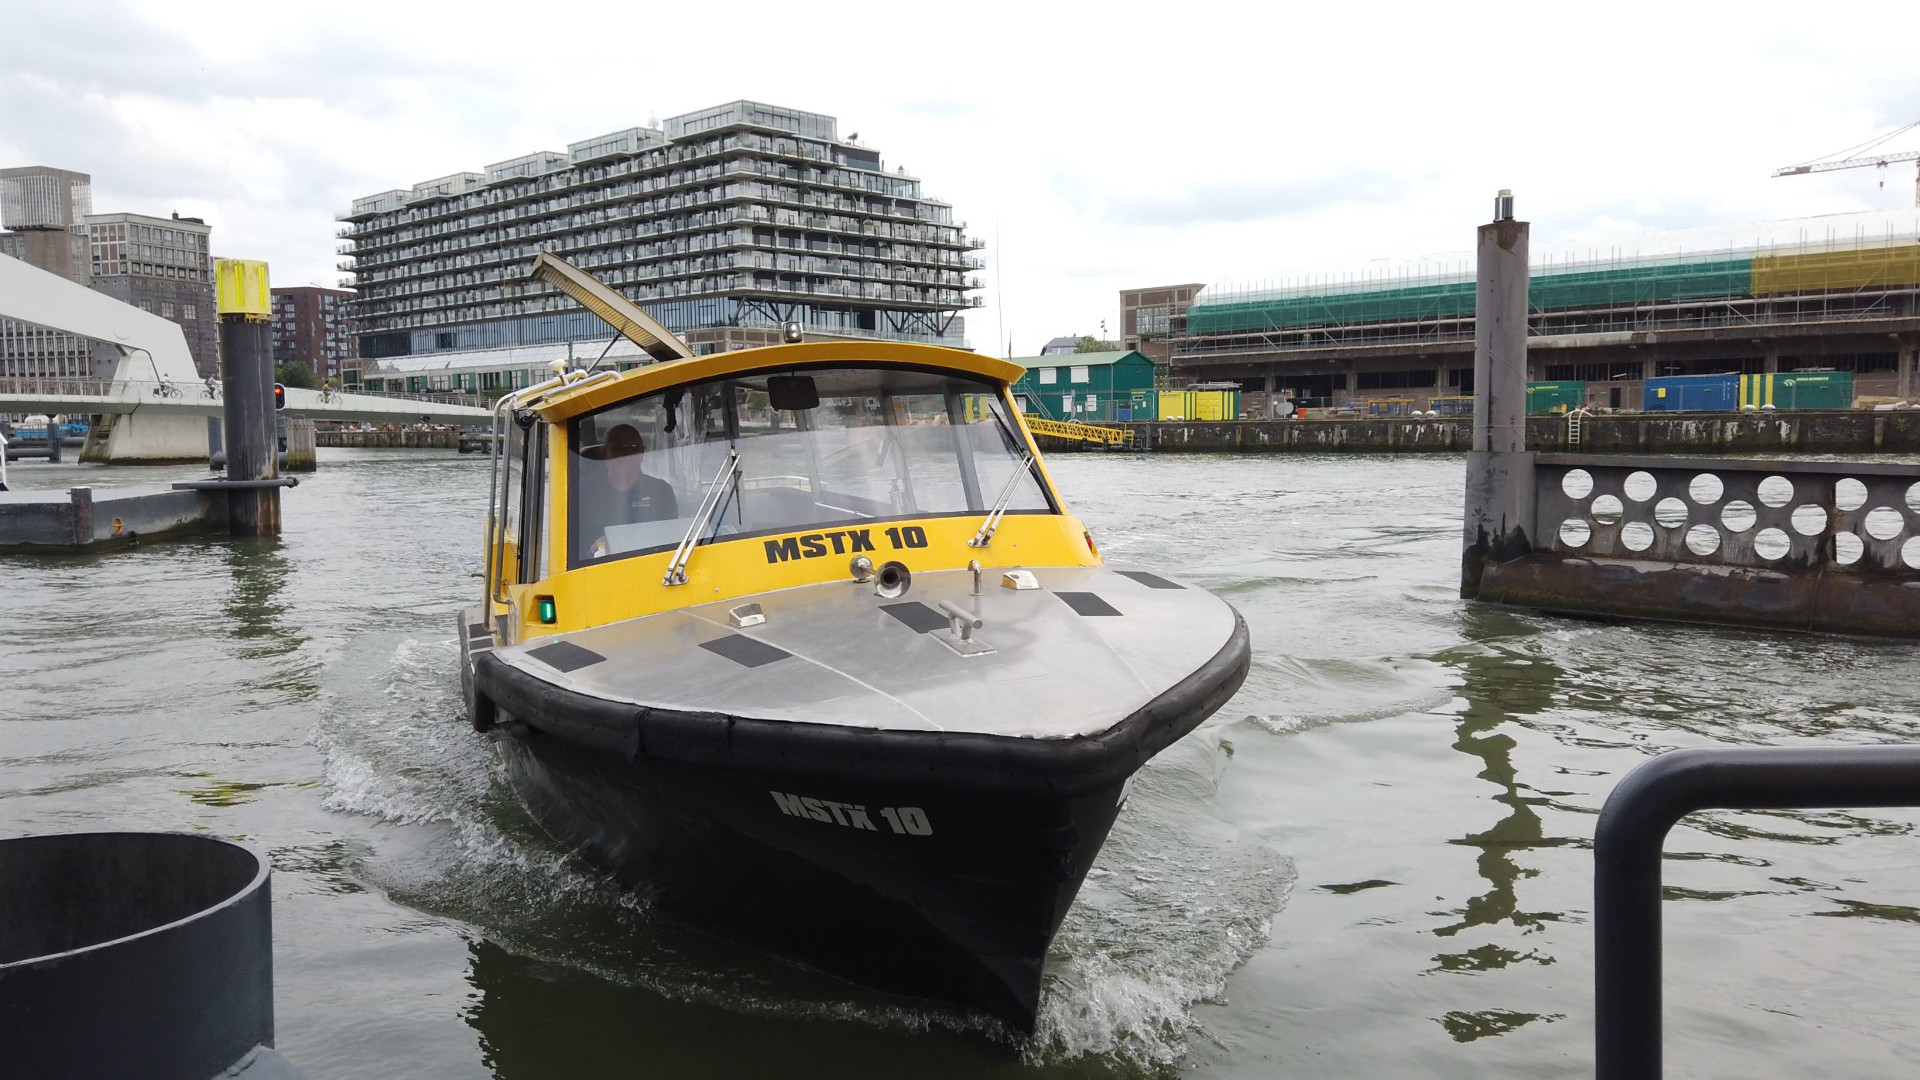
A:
[1035,408,1920,455]
[0,484,226,551]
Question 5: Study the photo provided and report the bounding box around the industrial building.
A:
[1010,349,1157,422]
[337,100,983,363]
[1119,282,1204,367]
[270,286,355,384]
[1164,210,1920,415]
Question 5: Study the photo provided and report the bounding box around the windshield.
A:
[568,364,1053,567]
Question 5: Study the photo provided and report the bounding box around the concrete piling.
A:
[1462,192,1537,598]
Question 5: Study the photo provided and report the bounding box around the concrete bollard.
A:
[1462,191,1537,598]
[68,486,93,545]
[283,418,317,472]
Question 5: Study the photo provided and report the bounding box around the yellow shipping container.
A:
[1190,390,1235,420]
[1155,389,1238,420]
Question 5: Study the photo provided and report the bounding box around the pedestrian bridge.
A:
[0,377,492,426]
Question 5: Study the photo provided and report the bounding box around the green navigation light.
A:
[536,595,557,624]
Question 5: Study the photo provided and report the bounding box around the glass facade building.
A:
[338,100,983,361]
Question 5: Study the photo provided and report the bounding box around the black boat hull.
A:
[496,723,1124,1027]
[469,608,1251,1030]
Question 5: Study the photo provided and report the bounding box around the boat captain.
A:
[585,423,679,558]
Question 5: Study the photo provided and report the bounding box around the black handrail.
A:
[1594,745,1920,1079]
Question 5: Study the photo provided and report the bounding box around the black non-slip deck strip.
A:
[700,634,791,668]
[882,601,950,634]
[1117,571,1184,590]
[526,640,606,673]
[1056,592,1122,617]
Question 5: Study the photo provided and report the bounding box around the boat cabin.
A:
[483,341,1099,644]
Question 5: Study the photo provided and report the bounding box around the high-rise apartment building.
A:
[1,166,95,377]
[339,100,982,360]
[270,286,355,382]
[85,211,218,378]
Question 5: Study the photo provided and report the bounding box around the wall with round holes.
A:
[1538,462,1920,572]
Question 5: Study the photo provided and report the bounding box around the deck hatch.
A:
[1057,592,1123,617]
[882,602,951,634]
[700,634,791,668]
[1117,571,1184,590]
[527,640,606,672]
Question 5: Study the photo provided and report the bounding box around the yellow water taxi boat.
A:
[460,257,1250,1032]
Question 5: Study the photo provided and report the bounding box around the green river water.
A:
[3,448,1919,1078]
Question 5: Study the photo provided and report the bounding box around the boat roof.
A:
[534,340,1025,423]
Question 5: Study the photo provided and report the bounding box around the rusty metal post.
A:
[1462,191,1535,598]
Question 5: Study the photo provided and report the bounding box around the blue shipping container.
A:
[1644,374,1740,413]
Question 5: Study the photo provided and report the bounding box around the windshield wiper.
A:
[968,451,1032,548]
[664,448,739,586]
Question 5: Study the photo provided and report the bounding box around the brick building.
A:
[1119,283,1205,368]
[270,286,355,383]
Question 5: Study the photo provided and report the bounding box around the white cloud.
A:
[6,0,1918,349]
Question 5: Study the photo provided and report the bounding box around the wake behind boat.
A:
[460,256,1250,1032]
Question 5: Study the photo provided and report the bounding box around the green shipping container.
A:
[1526,381,1586,415]
[1739,371,1854,411]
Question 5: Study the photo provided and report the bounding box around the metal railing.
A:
[0,377,218,401]
[1,376,490,412]
[1022,416,1134,448]
[1594,745,1920,1079]
[0,376,117,399]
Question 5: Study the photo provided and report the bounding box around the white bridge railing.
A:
[0,377,491,410]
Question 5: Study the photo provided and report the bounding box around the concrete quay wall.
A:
[1113,410,1920,454]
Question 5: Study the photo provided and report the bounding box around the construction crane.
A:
[1774,120,1920,206]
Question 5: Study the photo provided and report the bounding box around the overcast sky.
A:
[6,0,1919,355]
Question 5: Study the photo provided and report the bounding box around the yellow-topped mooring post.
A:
[215,258,281,537]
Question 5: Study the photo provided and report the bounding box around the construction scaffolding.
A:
[1183,210,1920,352]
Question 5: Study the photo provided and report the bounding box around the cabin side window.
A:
[516,420,548,583]
[567,364,1053,568]
[496,417,525,594]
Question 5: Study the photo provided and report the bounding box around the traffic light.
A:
[272,383,286,410]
